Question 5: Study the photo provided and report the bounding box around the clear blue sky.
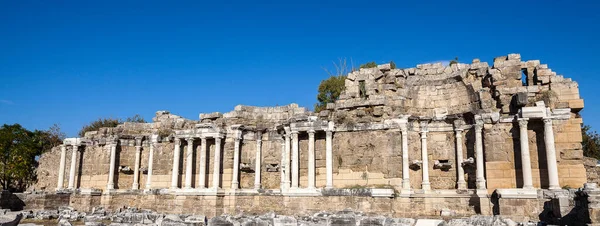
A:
[1,1,599,137]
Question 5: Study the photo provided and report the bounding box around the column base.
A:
[421,182,431,191]
[476,179,486,190]
[549,185,561,190]
[132,183,139,190]
[457,181,467,190]
[476,189,489,198]
[399,188,412,197]
[103,189,116,195]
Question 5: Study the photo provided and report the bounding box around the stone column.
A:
[455,128,467,189]
[284,128,291,189]
[518,118,534,189]
[291,131,299,188]
[184,138,195,189]
[213,137,222,189]
[475,120,487,190]
[57,145,67,190]
[68,145,78,189]
[198,137,207,188]
[254,132,263,189]
[107,138,117,190]
[170,138,181,189]
[420,121,431,191]
[308,129,316,189]
[231,132,241,190]
[145,135,158,189]
[132,137,143,190]
[280,137,286,189]
[543,118,560,189]
[326,127,334,189]
[401,124,411,191]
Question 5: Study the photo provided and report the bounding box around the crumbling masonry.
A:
[29,53,590,221]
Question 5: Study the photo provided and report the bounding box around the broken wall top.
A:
[326,53,582,121]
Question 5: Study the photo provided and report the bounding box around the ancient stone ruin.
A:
[22,53,599,224]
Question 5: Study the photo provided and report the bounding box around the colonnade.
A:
[168,135,225,190]
[56,116,561,193]
[282,124,334,190]
[56,142,81,190]
[405,119,486,193]
[517,117,560,190]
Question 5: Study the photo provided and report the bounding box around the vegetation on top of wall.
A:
[390,61,396,69]
[78,114,147,137]
[359,62,377,69]
[449,57,459,66]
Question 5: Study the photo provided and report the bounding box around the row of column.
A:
[517,117,560,190]
[59,117,560,192]
[170,136,224,189]
[56,144,80,190]
[169,131,266,190]
[282,128,334,190]
[403,120,487,192]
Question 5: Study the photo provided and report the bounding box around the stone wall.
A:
[33,53,587,197]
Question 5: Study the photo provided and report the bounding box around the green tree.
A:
[315,75,346,112]
[316,58,352,112]
[582,124,600,159]
[0,124,47,191]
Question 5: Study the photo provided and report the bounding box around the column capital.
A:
[150,134,159,143]
[399,123,408,132]
[72,145,80,151]
[327,121,335,131]
[474,121,484,132]
[453,119,464,128]
[186,137,195,143]
[174,137,182,145]
[109,135,120,143]
[455,129,463,138]
[308,129,316,134]
[419,120,429,129]
[291,130,299,135]
[543,117,553,125]
[135,137,143,147]
[518,118,529,127]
